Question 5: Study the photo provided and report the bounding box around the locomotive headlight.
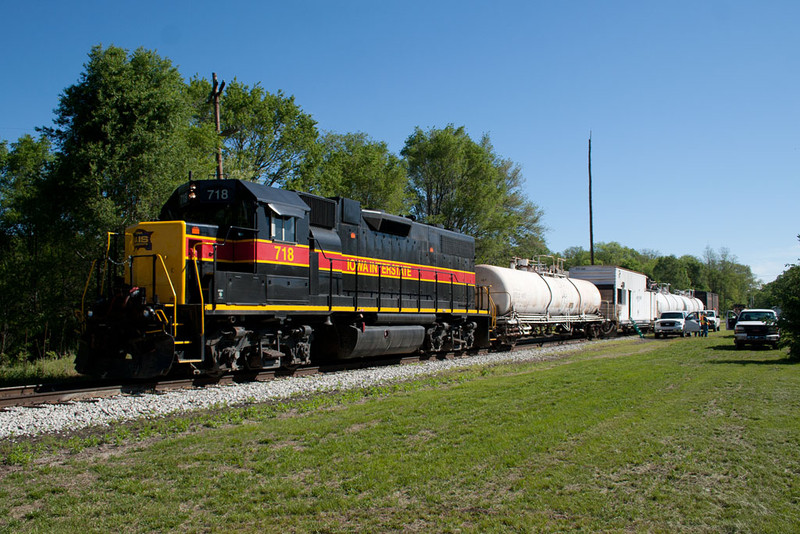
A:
[188,182,197,200]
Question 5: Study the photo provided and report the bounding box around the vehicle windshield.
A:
[661,312,684,319]
[738,311,775,322]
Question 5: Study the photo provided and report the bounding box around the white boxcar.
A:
[568,265,657,332]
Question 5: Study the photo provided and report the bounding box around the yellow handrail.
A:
[191,247,205,336]
[80,259,98,323]
[488,292,497,329]
[97,232,115,297]
[155,254,178,337]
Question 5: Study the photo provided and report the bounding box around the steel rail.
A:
[0,336,598,410]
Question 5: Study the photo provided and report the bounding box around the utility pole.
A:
[209,72,226,179]
[588,132,595,265]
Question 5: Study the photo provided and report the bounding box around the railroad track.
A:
[0,354,433,410]
[0,337,592,410]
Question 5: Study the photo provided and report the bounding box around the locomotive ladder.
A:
[172,256,206,363]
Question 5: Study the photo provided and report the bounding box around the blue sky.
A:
[2,1,798,283]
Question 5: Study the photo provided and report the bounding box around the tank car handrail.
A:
[487,290,497,329]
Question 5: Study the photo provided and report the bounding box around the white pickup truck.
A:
[654,311,689,338]
[703,310,721,331]
[734,308,780,349]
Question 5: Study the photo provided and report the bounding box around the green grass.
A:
[0,353,80,387]
[1,331,799,532]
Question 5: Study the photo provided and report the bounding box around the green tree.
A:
[45,45,202,234]
[561,246,592,269]
[652,255,692,290]
[0,135,62,360]
[759,239,800,358]
[594,242,657,274]
[190,78,319,187]
[401,125,545,264]
[302,132,409,213]
[680,254,709,290]
[704,247,759,312]
[494,156,547,262]
[561,242,658,275]
[8,45,209,361]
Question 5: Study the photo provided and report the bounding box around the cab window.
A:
[272,215,296,242]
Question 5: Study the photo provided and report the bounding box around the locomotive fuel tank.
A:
[475,264,601,317]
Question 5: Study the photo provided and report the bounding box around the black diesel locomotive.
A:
[78,179,492,379]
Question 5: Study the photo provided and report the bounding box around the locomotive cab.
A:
[78,180,315,379]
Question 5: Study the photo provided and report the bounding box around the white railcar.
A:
[568,265,656,333]
[569,265,705,333]
[476,258,607,345]
[654,290,703,314]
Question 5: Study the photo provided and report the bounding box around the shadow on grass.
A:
[702,338,799,364]
[708,348,798,365]
[711,358,797,365]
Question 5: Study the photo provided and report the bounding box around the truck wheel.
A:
[735,342,743,350]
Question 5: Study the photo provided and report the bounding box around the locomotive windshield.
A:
[160,181,255,229]
[173,201,255,230]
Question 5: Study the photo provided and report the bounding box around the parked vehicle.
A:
[694,291,720,316]
[726,310,738,330]
[703,310,721,331]
[734,309,780,349]
[726,304,747,330]
[685,310,719,336]
[654,311,689,338]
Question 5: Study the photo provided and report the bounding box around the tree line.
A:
[0,45,789,362]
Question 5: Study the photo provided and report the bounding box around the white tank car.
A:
[475,264,601,317]
[655,291,703,314]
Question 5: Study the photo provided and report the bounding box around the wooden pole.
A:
[588,132,594,265]
[210,73,225,179]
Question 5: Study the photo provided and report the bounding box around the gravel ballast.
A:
[0,343,597,439]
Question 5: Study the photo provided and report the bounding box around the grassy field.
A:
[1,331,799,532]
[0,353,80,387]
